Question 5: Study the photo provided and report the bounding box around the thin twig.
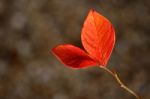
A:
[100,66,141,99]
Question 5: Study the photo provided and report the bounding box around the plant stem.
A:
[100,66,141,99]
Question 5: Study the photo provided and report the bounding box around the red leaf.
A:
[81,9,115,66]
[51,9,116,68]
[52,44,97,68]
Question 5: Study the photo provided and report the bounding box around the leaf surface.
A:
[52,44,97,68]
[81,9,115,66]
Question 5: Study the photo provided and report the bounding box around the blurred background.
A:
[0,0,150,99]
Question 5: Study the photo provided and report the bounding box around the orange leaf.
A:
[81,9,115,66]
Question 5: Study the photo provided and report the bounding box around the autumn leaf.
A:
[52,9,115,68]
[52,44,97,68]
[81,9,115,66]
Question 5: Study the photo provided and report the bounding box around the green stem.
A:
[100,66,141,99]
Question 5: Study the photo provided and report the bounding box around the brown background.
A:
[0,0,150,99]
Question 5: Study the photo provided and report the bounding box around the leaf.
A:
[81,9,115,66]
[52,44,97,68]
[51,9,116,68]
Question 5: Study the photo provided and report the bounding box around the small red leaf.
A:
[52,44,97,68]
[81,9,115,66]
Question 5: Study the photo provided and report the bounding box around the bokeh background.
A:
[0,0,150,99]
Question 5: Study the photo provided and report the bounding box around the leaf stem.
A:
[100,66,141,99]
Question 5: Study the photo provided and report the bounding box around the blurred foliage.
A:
[0,0,150,99]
